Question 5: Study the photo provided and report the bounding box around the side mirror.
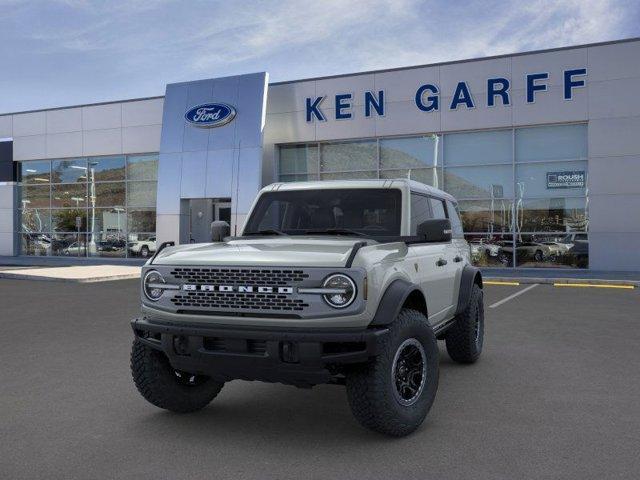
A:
[210,220,230,242]
[417,219,452,242]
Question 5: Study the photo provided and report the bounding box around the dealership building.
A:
[0,37,639,271]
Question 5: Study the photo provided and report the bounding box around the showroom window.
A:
[278,124,588,268]
[18,154,158,258]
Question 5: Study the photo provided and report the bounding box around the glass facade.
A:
[277,124,588,268]
[18,154,158,258]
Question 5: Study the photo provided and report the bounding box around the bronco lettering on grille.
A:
[182,285,294,294]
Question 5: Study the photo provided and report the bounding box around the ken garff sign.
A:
[547,171,586,189]
[185,103,237,128]
[305,68,587,122]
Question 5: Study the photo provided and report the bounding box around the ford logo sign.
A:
[184,103,236,128]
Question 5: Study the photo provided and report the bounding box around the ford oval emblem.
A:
[184,103,237,128]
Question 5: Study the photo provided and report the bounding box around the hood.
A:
[151,237,367,267]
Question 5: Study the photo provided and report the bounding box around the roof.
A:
[263,178,456,202]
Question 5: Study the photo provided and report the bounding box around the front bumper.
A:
[131,317,389,387]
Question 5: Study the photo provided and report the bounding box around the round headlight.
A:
[322,274,356,308]
[143,270,165,301]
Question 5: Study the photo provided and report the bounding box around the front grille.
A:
[170,291,310,311]
[170,267,309,286]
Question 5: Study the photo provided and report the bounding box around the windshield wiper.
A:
[302,228,368,237]
[244,229,288,236]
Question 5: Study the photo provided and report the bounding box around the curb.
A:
[484,277,639,287]
[0,272,141,283]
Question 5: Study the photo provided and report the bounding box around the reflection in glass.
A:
[127,181,157,207]
[444,165,513,199]
[279,173,319,183]
[320,171,377,180]
[50,233,87,257]
[380,136,440,169]
[21,233,52,256]
[127,154,159,181]
[279,145,318,175]
[91,208,127,237]
[515,161,587,198]
[321,141,377,172]
[514,233,588,269]
[20,209,51,233]
[52,209,87,232]
[89,156,125,181]
[515,197,587,233]
[18,154,159,258]
[127,234,157,258]
[88,233,126,258]
[94,182,125,207]
[20,160,50,184]
[516,124,587,163]
[458,200,513,233]
[444,130,512,166]
[128,209,156,232]
[52,183,87,208]
[21,185,50,208]
[465,234,514,267]
[51,158,88,183]
[380,168,440,187]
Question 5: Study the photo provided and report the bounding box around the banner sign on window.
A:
[546,171,585,189]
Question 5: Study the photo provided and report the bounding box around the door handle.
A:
[436,258,448,267]
[454,256,463,263]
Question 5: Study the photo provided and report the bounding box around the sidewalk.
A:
[481,268,640,287]
[0,265,141,283]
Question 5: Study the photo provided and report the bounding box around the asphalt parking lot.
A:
[1,279,639,480]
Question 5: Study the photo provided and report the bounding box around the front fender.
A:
[370,278,423,326]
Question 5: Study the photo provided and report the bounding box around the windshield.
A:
[243,188,402,237]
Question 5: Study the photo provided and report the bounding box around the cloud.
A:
[0,0,637,111]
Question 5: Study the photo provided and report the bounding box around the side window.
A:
[410,193,432,235]
[430,198,447,219]
[446,200,464,238]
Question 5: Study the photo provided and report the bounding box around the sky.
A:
[0,0,638,113]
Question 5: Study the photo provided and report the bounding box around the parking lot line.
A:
[484,280,520,286]
[554,283,635,289]
[489,283,539,309]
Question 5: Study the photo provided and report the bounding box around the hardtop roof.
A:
[263,179,456,203]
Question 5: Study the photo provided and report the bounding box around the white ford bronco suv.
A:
[131,179,484,436]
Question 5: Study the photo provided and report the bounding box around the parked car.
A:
[498,241,553,264]
[128,237,156,258]
[469,238,501,258]
[62,242,86,256]
[540,241,570,257]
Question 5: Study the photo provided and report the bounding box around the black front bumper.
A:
[131,317,389,387]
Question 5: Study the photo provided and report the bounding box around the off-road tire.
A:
[345,309,439,437]
[445,283,484,363]
[131,339,224,413]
